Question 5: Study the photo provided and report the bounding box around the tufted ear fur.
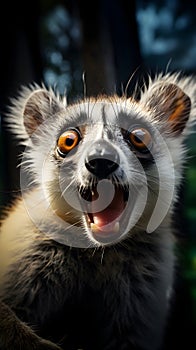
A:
[140,75,193,135]
[7,85,67,144]
[23,89,64,136]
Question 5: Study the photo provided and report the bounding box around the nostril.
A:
[87,159,97,171]
[104,159,119,173]
[85,158,119,178]
[85,141,120,179]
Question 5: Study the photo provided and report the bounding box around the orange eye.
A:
[57,129,80,156]
[129,128,152,152]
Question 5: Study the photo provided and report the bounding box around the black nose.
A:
[85,141,120,179]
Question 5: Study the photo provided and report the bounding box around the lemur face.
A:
[14,75,192,247]
[51,101,160,245]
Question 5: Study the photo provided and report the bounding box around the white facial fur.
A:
[9,72,196,247]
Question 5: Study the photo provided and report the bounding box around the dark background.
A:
[0,0,196,348]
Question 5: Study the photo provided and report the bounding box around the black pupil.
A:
[66,135,75,146]
[134,135,143,143]
[134,130,145,143]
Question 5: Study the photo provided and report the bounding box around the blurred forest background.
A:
[0,0,196,348]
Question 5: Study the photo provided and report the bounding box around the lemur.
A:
[0,72,195,350]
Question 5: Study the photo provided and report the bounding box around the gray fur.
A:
[0,72,195,349]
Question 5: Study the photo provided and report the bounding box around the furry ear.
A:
[23,88,63,136]
[140,80,191,134]
[7,85,67,145]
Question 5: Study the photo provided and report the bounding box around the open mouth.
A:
[79,181,129,242]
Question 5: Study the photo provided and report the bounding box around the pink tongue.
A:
[92,187,125,228]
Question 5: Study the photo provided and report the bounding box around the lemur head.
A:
[9,73,195,247]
